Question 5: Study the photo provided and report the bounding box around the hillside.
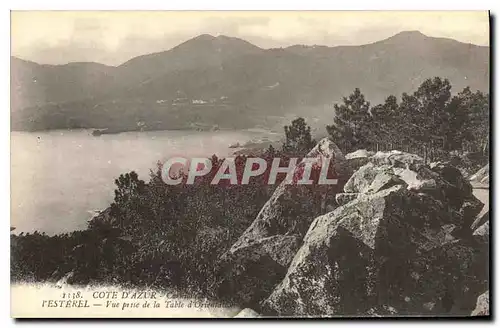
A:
[11,31,489,132]
[11,57,116,110]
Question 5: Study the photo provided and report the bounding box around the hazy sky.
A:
[11,11,490,66]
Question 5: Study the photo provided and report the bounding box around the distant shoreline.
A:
[10,126,284,135]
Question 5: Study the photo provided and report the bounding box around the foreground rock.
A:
[473,221,489,245]
[55,271,75,288]
[221,138,351,306]
[471,291,489,316]
[345,149,374,172]
[257,150,487,316]
[263,184,485,316]
[343,157,483,232]
[469,164,489,187]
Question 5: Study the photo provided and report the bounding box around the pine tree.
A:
[326,88,371,153]
[369,95,399,151]
[283,117,316,156]
[442,87,473,151]
[463,89,489,154]
[398,77,452,161]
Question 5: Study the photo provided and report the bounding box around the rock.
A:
[430,162,479,213]
[344,162,435,195]
[335,193,359,206]
[471,291,489,316]
[431,162,473,196]
[370,150,424,168]
[263,184,486,316]
[393,167,438,192]
[345,149,373,160]
[55,271,74,288]
[344,152,440,194]
[366,305,399,317]
[469,220,490,307]
[227,235,301,269]
[459,197,485,231]
[345,149,373,171]
[234,308,261,318]
[473,221,489,244]
[366,171,407,193]
[226,148,488,316]
[344,163,392,193]
[344,156,481,230]
[471,211,489,232]
[222,138,350,306]
[469,164,489,187]
[227,138,348,254]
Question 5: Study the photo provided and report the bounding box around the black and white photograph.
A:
[9,10,491,318]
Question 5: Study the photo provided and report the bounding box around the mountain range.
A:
[11,31,489,132]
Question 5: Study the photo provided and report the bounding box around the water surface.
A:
[11,129,276,235]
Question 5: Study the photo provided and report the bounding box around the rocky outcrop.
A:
[471,210,489,232]
[370,150,425,167]
[228,138,350,252]
[469,164,489,187]
[345,149,373,172]
[221,138,350,305]
[344,162,406,194]
[343,158,483,230]
[55,271,75,288]
[335,193,358,206]
[227,149,489,316]
[471,291,489,316]
[345,149,373,160]
[263,184,485,316]
[473,221,489,243]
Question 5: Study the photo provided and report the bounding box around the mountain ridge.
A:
[11,30,490,132]
[11,30,489,67]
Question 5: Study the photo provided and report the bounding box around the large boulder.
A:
[469,164,489,187]
[263,184,487,316]
[225,149,488,316]
[345,149,373,160]
[335,193,359,206]
[55,271,75,288]
[370,150,425,168]
[345,149,374,172]
[220,138,350,306]
[261,153,488,317]
[228,138,349,250]
[473,220,489,244]
[471,291,489,316]
[471,209,489,232]
[343,155,482,232]
[344,162,406,194]
[472,221,490,287]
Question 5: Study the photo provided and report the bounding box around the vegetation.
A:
[283,117,316,156]
[327,78,489,166]
[11,77,489,305]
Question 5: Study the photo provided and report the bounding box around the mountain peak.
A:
[371,30,431,47]
[187,34,255,45]
[176,34,262,53]
[191,34,216,41]
[395,30,427,37]
[386,30,429,41]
